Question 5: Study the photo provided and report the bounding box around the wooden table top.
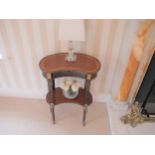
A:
[39,53,101,74]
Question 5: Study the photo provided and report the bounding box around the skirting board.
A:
[0,88,131,110]
[0,88,46,99]
[0,88,110,103]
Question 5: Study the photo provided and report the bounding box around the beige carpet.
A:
[0,97,110,135]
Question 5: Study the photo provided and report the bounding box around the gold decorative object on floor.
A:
[121,101,144,127]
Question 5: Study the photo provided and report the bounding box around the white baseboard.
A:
[0,88,46,99]
[94,94,111,103]
[0,89,130,110]
[0,88,109,103]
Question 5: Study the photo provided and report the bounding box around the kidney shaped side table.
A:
[39,53,101,126]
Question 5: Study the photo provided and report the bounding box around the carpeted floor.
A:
[0,97,111,134]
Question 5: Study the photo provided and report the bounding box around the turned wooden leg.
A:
[50,103,55,124]
[83,104,88,126]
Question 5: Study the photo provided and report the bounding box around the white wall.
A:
[0,19,141,102]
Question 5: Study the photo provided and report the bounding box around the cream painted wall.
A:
[0,19,141,101]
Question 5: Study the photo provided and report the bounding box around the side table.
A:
[39,53,101,126]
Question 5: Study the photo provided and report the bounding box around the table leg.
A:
[83,104,88,126]
[50,103,55,124]
[83,74,91,126]
[46,73,56,124]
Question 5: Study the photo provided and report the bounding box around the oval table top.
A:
[39,53,101,74]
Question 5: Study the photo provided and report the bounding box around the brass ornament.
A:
[87,74,91,80]
[121,101,144,127]
[46,73,51,80]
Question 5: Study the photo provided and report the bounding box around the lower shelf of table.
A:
[46,88,92,106]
